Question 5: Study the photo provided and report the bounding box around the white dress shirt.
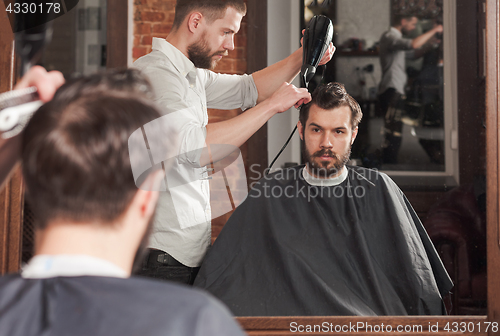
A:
[378,27,413,95]
[133,38,258,266]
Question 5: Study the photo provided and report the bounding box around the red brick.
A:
[238,22,247,36]
[141,35,153,46]
[208,116,226,124]
[133,9,141,22]
[133,35,141,46]
[141,11,166,22]
[152,23,172,34]
[208,109,239,118]
[234,34,247,48]
[153,34,169,40]
[230,47,246,59]
[133,46,148,60]
[134,23,151,35]
[234,59,247,74]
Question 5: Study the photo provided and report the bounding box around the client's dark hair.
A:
[22,69,162,229]
[299,82,362,130]
[172,0,246,30]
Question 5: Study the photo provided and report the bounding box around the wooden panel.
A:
[457,0,487,185]
[237,316,488,335]
[486,0,500,331]
[0,168,24,274]
[107,0,128,69]
[405,191,446,216]
[0,1,23,275]
[245,0,268,182]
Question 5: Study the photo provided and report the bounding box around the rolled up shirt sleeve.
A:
[387,35,413,51]
[202,70,258,111]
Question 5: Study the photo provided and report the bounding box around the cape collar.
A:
[302,166,348,187]
[21,254,128,279]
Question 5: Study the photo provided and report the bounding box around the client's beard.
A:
[131,210,155,274]
[303,145,351,178]
[187,33,227,70]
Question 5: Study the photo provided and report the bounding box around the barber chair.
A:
[423,183,487,315]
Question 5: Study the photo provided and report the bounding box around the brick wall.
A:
[133,0,247,73]
[133,0,249,241]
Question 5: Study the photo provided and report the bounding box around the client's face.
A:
[299,104,357,178]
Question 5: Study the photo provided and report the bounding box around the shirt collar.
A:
[302,165,348,187]
[390,26,403,38]
[21,255,128,279]
[152,38,196,79]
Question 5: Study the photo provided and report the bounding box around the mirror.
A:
[43,0,108,77]
[306,0,449,174]
[259,0,487,317]
[10,0,489,322]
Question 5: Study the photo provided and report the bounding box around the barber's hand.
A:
[300,29,336,66]
[434,24,443,34]
[267,82,311,113]
[14,65,65,102]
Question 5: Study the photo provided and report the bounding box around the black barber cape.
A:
[194,166,453,316]
[0,275,244,336]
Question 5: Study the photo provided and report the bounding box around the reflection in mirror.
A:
[43,0,107,77]
[195,0,488,318]
[301,1,486,316]
[305,0,452,174]
[22,0,108,265]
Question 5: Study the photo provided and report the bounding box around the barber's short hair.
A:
[172,0,246,30]
[22,69,162,229]
[299,82,362,130]
[392,13,417,26]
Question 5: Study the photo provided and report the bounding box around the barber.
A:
[133,0,335,284]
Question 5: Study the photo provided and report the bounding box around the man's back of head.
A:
[22,69,159,229]
[0,69,245,336]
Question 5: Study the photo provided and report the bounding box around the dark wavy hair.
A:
[22,69,162,229]
[299,82,362,130]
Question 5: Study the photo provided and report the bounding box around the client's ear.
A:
[297,121,304,140]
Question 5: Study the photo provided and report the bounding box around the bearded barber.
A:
[133,0,334,285]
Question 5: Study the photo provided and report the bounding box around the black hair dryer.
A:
[301,15,334,89]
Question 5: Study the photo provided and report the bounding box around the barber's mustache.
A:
[312,149,340,160]
[213,50,229,57]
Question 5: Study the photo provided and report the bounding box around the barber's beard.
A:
[187,33,227,70]
[303,143,351,178]
[131,211,155,274]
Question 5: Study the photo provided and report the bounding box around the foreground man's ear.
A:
[131,170,163,221]
[351,126,358,145]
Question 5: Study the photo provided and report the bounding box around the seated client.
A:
[194,82,453,316]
